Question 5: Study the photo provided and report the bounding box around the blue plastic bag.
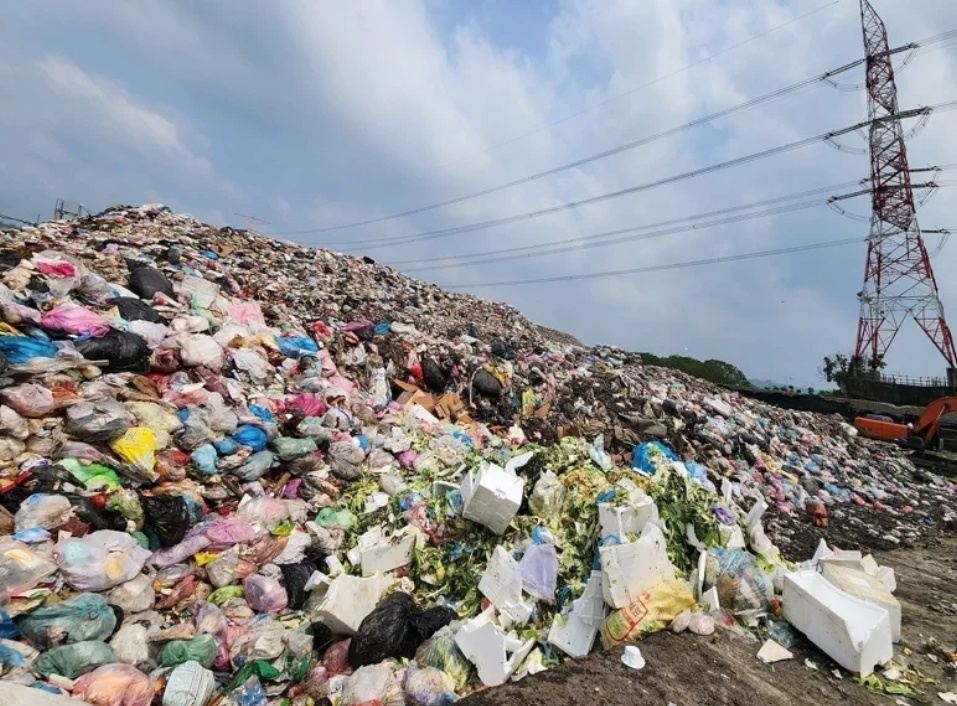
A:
[0,610,20,639]
[631,441,678,475]
[276,335,318,358]
[191,444,219,475]
[213,437,241,456]
[248,405,276,424]
[0,336,57,363]
[232,425,268,452]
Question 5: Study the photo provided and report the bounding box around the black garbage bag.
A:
[280,560,317,611]
[0,250,21,272]
[0,351,6,375]
[421,359,447,393]
[411,605,458,641]
[348,593,423,667]
[354,325,375,342]
[111,297,165,324]
[471,368,503,398]
[141,495,190,547]
[75,329,150,372]
[126,260,175,300]
[490,341,516,360]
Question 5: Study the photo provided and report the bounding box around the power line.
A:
[444,237,865,289]
[329,102,957,251]
[277,26,955,239]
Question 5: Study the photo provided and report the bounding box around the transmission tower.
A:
[854,0,956,376]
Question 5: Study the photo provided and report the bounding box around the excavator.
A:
[854,396,957,474]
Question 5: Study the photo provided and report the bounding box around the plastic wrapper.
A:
[14,493,73,532]
[243,574,288,614]
[34,640,117,679]
[0,383,55,418]
[340,662,403,706]
[106,573,155,614]
[600,579,696,648]
[404,662,458,706]
[64,398,136,443]
[110,624,150,667]
[162,660,216,706]
[272,436,318,461]
[528,471,565,518]
[0,405,29,440]
[18,593,117,649]
[112,296,165,324]
[0,539,58,606]
[414,623,472,690]
[348,593,454,668]
[702,548,774,615]
[76,329,151,372]
[55,530,151,591]
[328,440,364,481]
[158,634,217,669]
[142,495,191,548]
[0,335,57,363]
[128,262,175,300]
[73,663,153,706]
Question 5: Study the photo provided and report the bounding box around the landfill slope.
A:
[0,203,952,706]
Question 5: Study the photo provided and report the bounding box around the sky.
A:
[2,0,957,388]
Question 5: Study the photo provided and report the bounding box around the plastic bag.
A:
[340,662,401,706]
[195,602,227,637]
[106,573,155,614]
[271,436,317,461]
[0,405,29,440]
[230,617,287,665]
[55,530,151,591]
[142,495,190,548]
[206,547,256,587]
[231,450,275,482]
[130,320,168,349]
[35,640,116,679]
[0,383,55,418]
[528,471,565,518]
[65,398,135,442]
[158,634,217,669]
[126,401,182,450]
[42,304,110,337]
[128,261,174,300]
[149,534,211,569]
[18,593,117,649]
[112,297,165,324]
[328,440,364,481]
[0,539,58,605]
[348,593,454,668]
[231,349,271,381]
[517,543,558,603]
[276,335,319,358]
[701,548,773,615]
[76,329,151,372]
[232,425,269,452]
[14,493,73,532]
[178,333,224,372]
[323,639,352,675]
[414,623,472,690]
[404,662,458,706]
[110,623,150,667]
[163,660,216,706]
[60,458,122,491]
[190,444,218,476]
[279,561,316,611]
[0,335,57,363]
[73,662,153,706]
[600,579,695,648]
[230,676,268,706]
[203,518,257,548]
[243,574,288,614]
[110,427,158,477]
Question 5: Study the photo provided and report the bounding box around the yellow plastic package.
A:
[110,427,158,480]
[600,579,695,648]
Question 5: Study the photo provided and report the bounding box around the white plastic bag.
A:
[110,623,151,667]
[14,493,73,532]
[106,573,156,614]
[177,334,224,371]
[55,530,152,592]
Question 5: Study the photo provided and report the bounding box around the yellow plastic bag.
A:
[110,427,158,479]
[600,579,695,648]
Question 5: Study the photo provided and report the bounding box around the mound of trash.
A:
[0,204,948,705]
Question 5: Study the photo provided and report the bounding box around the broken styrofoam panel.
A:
[314,572,393,636]
[705,397,732,418]
[600,524,675,609]
[479,546,533,627]
[799,538,833,572]
[547,571,607,658]
[744,496,768,533]
[504,451,534,475]
[598,497,659,539]
[820,563,901,642]
[720,525,747,550]
[455,608,536,687]
[702,587,720,613]
[876,566,896,594]
[357,525,421,577]
[363,492,390,514]
[782,571,892,677]
[757,639,794,664]
[460,463,525,535]
[860,554,880,576]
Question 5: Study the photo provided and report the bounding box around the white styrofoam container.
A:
[782,570,892,676]
[358,526,417,577]
[598,496,658,539]
[460,463,524,535]
[479,545,532,626]
[820,563,901,642]
[314,572,392,636]
[599,524,675,609]
[455,608,536,686]
[547,570,607,658]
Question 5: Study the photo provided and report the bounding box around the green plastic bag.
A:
[208,585,245,606]
[158,634,217,669]
[35,640,116,679]
[316,507,355,532]
[59,459,121,491]
[18,593,116,649]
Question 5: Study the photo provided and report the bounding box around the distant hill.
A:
[749,378,788,390]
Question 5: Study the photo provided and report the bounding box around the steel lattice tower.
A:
[854,0,956,372]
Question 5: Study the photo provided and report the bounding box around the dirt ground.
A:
[462,535,957,706]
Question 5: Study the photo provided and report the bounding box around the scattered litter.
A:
[621,645,645,670]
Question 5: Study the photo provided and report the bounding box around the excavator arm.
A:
[909,396,957,448]
[854,395,957,450]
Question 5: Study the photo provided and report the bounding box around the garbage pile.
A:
[0,204,948,705]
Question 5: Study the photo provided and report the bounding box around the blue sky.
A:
[2,0,957,387]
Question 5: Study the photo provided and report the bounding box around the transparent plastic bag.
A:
[0,538,58,606]
[72,663,153,706]
[110,623,150,667]
[243,574,288,614]
[14,493,73,532]
[404,662,458,706]
[162,660,216,706]
[55,529,151,591]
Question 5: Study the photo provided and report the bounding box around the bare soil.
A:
[462,537,957,706]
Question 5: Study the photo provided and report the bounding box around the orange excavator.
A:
[854,396,957,451]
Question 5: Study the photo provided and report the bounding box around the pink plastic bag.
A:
[225,301,265,325]
[42,304,110,337]
[72,663,153,706]
[243,574,288,614]
[202,517,257,549]
[0,383,56,418]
